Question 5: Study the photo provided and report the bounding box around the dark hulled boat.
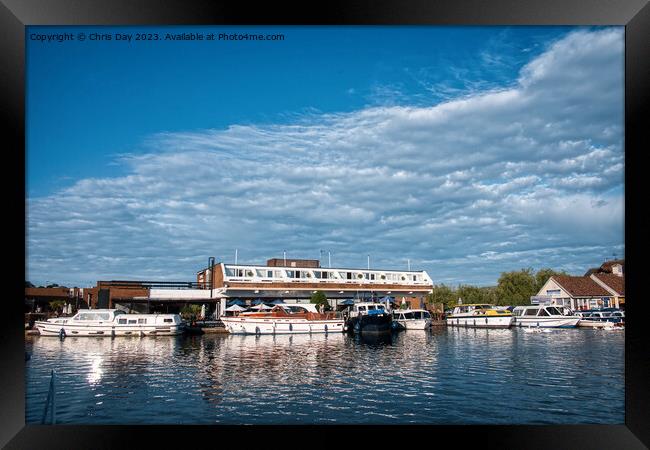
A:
[345,302,393,334]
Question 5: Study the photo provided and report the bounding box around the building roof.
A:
[583,267,599,276]
[552,275,611,297]
[592,273,625,295]
[599,259,624,273]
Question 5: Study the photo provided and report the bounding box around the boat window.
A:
[367,305,376,310]
[164,318,173,323]
[404,312,414,319]
[358,306,366,311]
[424,311,431,318]
[128,319,137,324]
[138,318,147,324]
[118,318,127,324]
[524,309,538,316]
[537,309,550,316]
[114,310,125,316]
[512,309,523,316]
[546,307,561,315]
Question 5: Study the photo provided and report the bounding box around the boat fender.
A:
[324,324,328,334]
[111,328,116,339]
[140,330,145,337]
[289,323,293,332]
[255,326,261,335]
[59,328,66,339]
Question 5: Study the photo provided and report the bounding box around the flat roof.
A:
[200,263,427,274]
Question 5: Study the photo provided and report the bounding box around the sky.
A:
[25,26,625,288]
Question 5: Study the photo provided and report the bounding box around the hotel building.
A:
[197,257,434,314]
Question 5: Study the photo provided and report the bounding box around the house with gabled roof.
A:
[590,272,625,308]
[532,259,625,310]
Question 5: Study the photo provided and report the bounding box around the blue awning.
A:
[339,299,355,305]
[226,298,246,306]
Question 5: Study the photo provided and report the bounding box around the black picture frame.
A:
[3,0,648,448]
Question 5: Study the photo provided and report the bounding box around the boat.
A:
[392,309,432,330]
[34,309,183,336]
[220,304,345,334]
[576,309,624,328]
[345,302,393,334]
[511,305,580,328]
[446,304,513,328]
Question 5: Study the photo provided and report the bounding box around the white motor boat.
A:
[35,309,183,336]
[392,309,432,330]
[446,304,513,328]
[221,304,345,335]
[512,306,580,328]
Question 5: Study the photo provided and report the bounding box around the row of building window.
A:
[224,267,422,282]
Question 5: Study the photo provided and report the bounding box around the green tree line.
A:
[427,268,568,309]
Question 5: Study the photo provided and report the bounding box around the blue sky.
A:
[26,26,624,287]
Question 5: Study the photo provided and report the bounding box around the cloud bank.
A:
[27,28,624,287]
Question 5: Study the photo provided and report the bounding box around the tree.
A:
[25,281,35,288]
[310,291,329,310]
[534,268,568,293]
[495,268,536,306]
[427,284,456,308]
[48,300,66,313]
[180,304,202,321]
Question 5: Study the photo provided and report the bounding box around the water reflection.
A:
[25,328,624,425]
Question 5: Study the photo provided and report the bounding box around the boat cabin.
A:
[393,309,431,320]
[450,304,494,315]
[512,306,566,317]
[351,302,387,317]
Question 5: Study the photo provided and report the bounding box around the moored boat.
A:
[345,302,393,334]
[221,304,345,335]
[576,309,624,328]
[34,309,183,336]
[512,305,580,328]
[392,309,432,330]
[446,304,513,328]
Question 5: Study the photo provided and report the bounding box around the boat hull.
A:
[394,319,431,330]
[347,314,392,334]
[221,317,345,335]
[577,320,616,328]
[35,321,183,336]
[513,317,580,328]
[446,315,513,328]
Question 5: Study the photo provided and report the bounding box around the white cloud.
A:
[26,28,624,287]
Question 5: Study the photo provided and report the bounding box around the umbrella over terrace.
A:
[251,298,264,305]
[251,303,273,310]
[224,304,247,311]
[224,304,247,316]
[270,299,285,305]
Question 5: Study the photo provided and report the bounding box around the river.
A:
[25,327,624,424]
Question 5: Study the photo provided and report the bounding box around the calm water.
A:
[25,327,625,424]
